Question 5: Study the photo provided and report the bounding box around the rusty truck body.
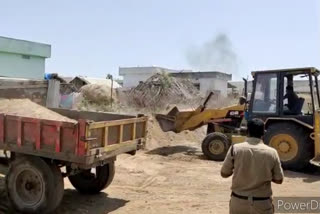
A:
[1,108,148,213]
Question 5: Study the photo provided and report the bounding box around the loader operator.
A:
[283,85,299,114]
[221,118,284,214]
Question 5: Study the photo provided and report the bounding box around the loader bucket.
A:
[167,106,180,117]
[155,106,180,132]
[155,114,176,132]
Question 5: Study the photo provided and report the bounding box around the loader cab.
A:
[247,67,320,169]
[248,67,320,125]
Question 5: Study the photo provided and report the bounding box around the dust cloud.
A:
[186,33,239,77]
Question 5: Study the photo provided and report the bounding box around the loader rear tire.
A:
[202,132,230,161]
[264,122,313,170]
[6,156,64,214]
[68,161,115,194]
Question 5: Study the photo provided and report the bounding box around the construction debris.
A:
[128,73,201,110]
[0,99,76,123]
[76,84,117,112]
[80,84,115,103]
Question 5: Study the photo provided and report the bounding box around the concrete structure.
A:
[170,71,231,97]
[119,66,192,88]
[0,36,51,79]
[228,80,253,96]
[0,77,50,106]
[114,78,123,86]
[291,80,315,93]
[119,66,231,97]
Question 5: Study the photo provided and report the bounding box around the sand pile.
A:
[0,99,76,123]
[128,73,201,110]
[145,116,206,150]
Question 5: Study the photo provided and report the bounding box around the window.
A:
[22,55,30,59]
[283,74,313,115]
[194,83,200,90]
[252,73,278,113]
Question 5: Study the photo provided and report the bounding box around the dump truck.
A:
[1,108,148,213]
[156,67,320,170]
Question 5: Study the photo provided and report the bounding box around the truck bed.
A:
[0,108,148,168]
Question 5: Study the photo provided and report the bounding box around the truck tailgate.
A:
[52,109,148,168]
[84,116,148,157]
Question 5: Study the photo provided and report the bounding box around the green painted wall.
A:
[0,37,51,79]
[0,52,45,79]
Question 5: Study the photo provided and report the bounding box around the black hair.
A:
[286,85,293,91]
[247,118,265,138]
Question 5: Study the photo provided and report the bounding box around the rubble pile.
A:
[128,73,201,110]
[76,84,117,112]
[80,84,115,103]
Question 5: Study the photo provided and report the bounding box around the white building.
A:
[0,36,51,79]
[171,71,231,97]
[228,80,253,95]
[119,66,231,97]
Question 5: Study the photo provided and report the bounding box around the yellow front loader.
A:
[157,68,320,170]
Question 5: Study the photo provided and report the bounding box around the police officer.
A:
[221,118,284,214]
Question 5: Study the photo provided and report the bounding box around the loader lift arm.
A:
[156,93,245,133]
[155,93,246,161]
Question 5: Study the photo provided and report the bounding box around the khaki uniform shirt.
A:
[221,137,284,197]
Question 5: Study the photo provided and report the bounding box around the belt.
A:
[232,192,270,201]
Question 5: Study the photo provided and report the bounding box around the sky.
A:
[0,0,319,80]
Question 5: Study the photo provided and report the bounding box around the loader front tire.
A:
[264,122,313,170]
[202,132,230,161]
[69,161,115,194]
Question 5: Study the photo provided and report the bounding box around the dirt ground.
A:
[0,119,319,213]
[0,141,319,213]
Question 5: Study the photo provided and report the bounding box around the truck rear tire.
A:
[68,161,115,194]
[264,122,313,170]
[6,156,64,214]
[201,132,230,161]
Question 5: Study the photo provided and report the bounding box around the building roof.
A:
[60,76,74,83]
[170,71,232,81]
[119,66,231,80]
[70,76,121,88]
[0,36,51,58]
[119,66,192,75]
